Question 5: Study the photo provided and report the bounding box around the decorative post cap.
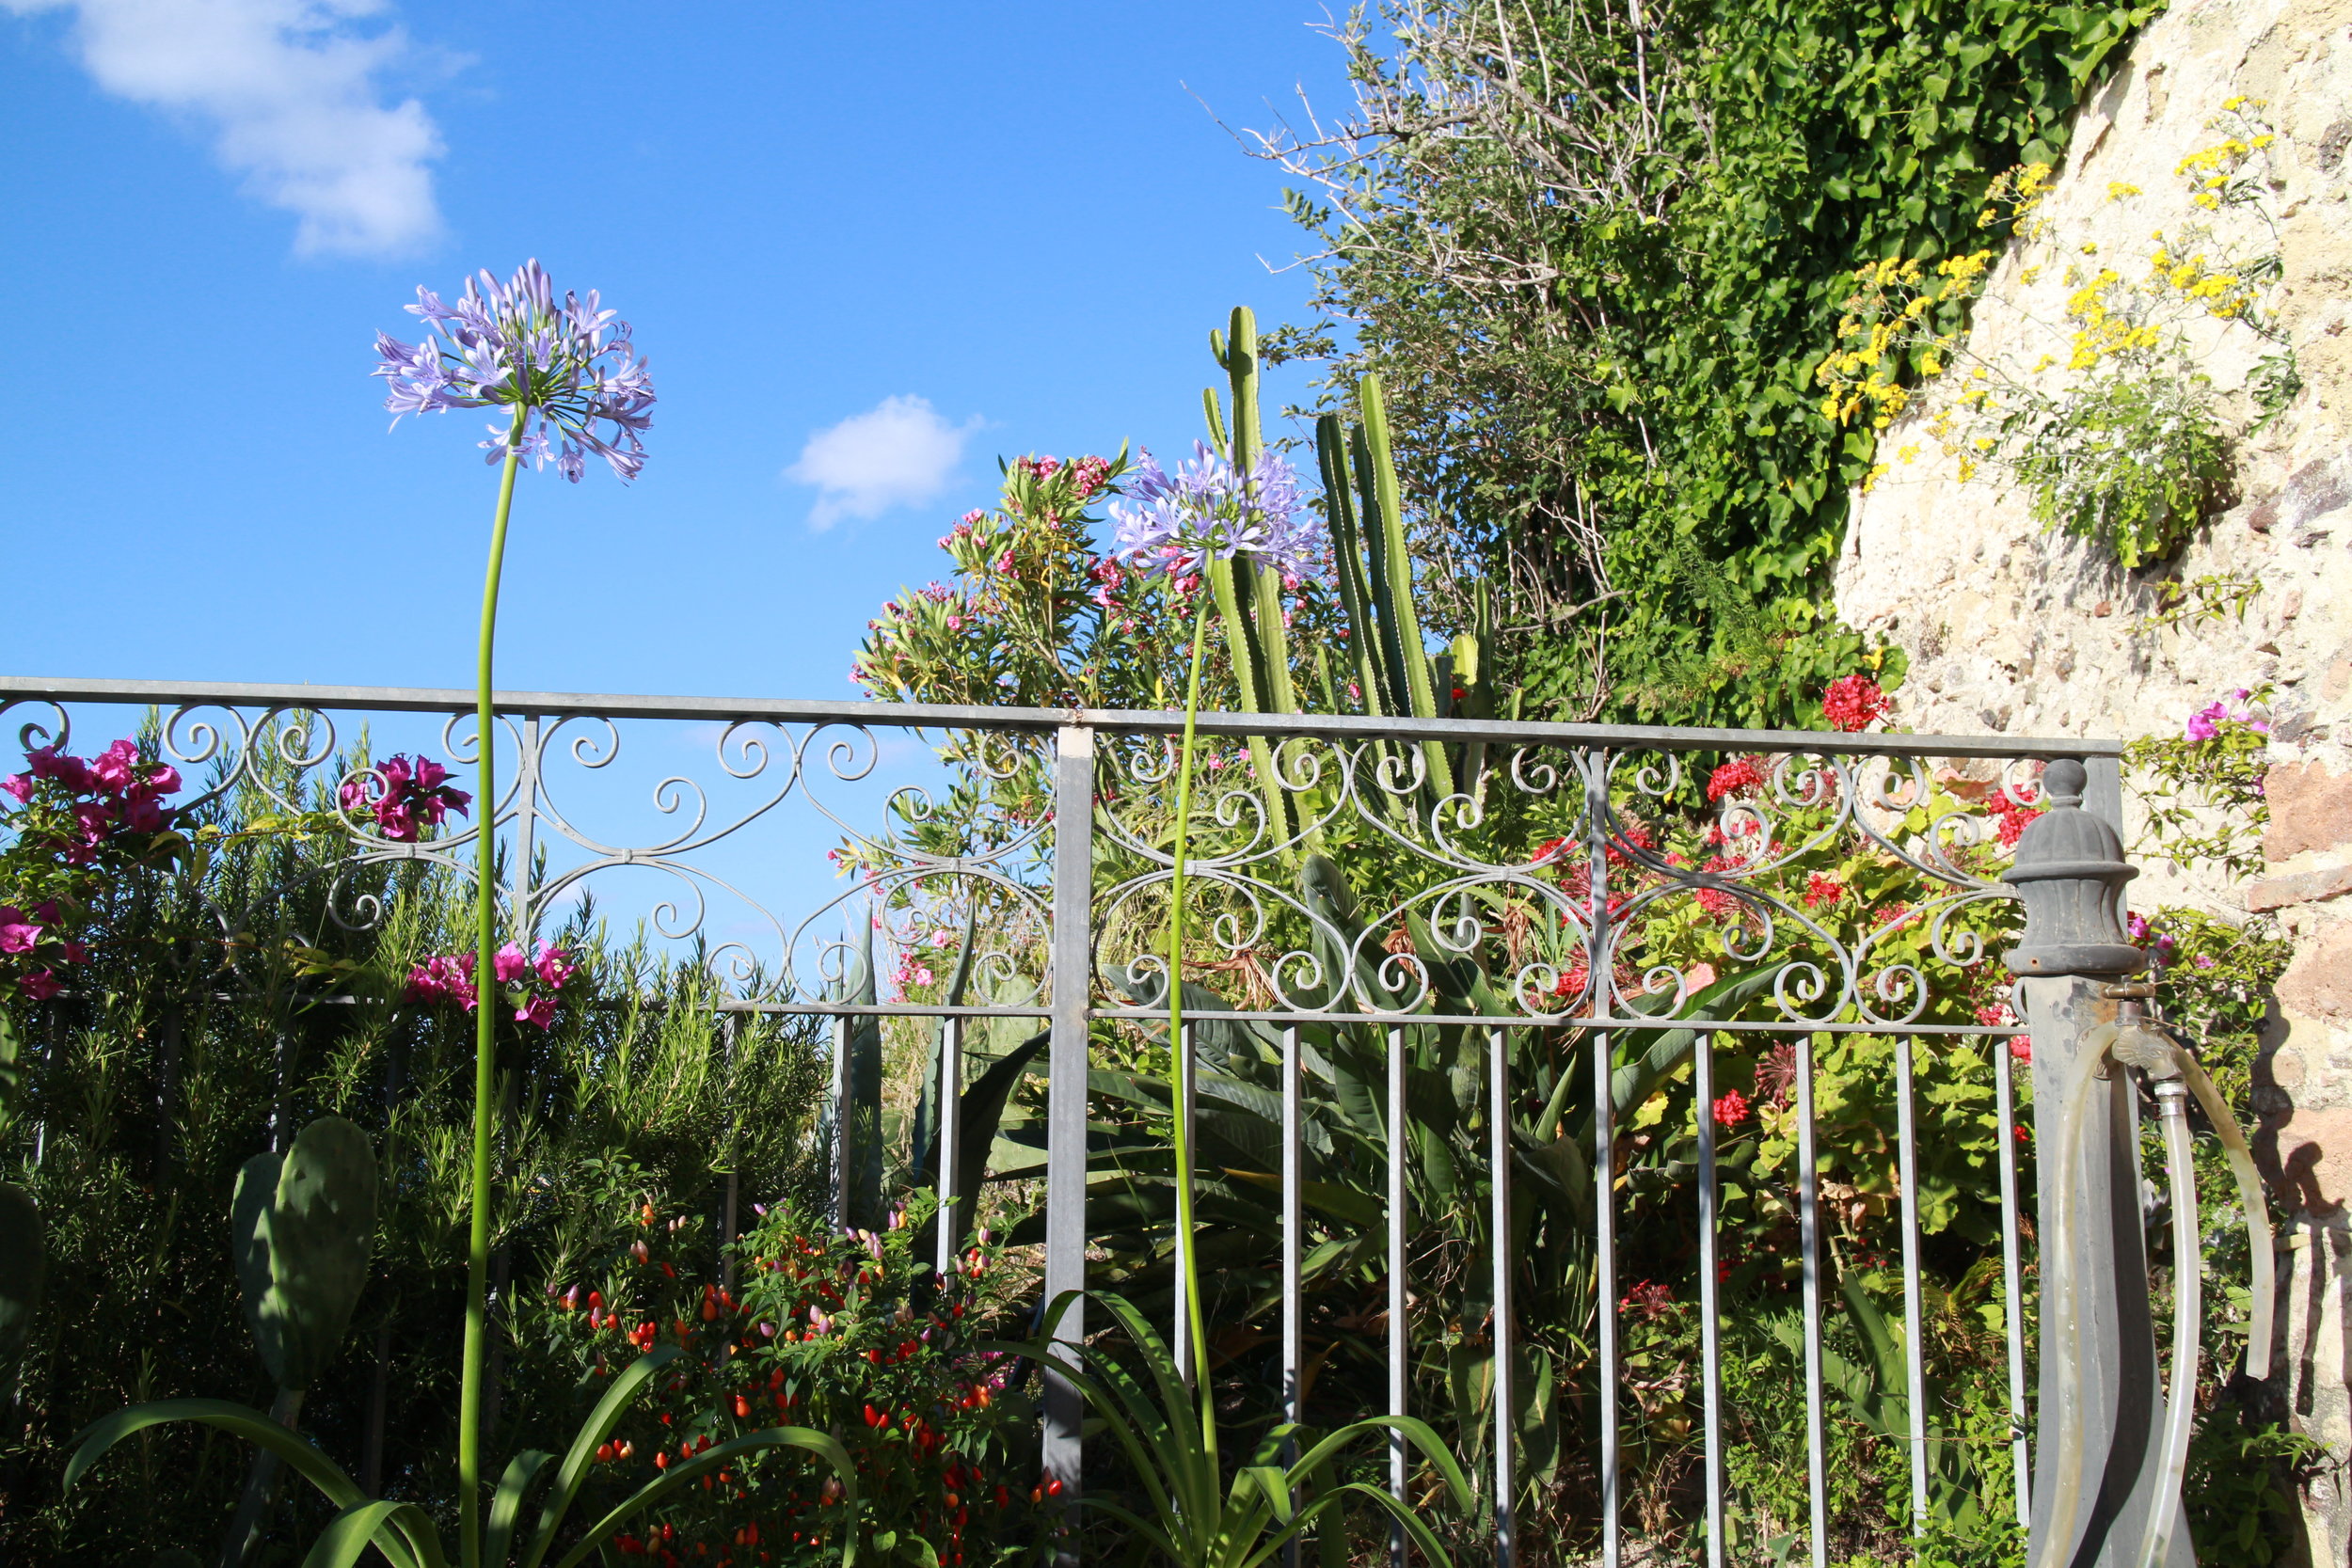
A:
[2002,759,2144,977]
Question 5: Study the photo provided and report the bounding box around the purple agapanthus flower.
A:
[1107,441,1322,584]
[373,259,654,483]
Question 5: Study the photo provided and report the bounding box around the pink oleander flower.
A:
[1822,673,1890,733]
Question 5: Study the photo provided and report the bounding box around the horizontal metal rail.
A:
[0,674,2123,759]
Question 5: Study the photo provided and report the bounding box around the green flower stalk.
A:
[64,261,861,1568]
[1107,437,1320,1444]
[376,259,655,1560]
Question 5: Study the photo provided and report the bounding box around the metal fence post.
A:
[1043,724,1095,1513]
[2004,758,2185,1568]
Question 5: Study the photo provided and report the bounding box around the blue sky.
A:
[0,0,1351,698]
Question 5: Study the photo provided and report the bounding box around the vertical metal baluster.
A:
[938,1015,962,1278]
[1389,1023,1409,1568]
[1175,1019,1196,1386]
[1595,1026,1620,1568]
[1798,1036,1827,1568]
[1042,723,1095,1511]
[720,1010,741,1297]
[1697,1026,1724,1568]
[513,715,539,939]
[829,1012,850,1232]
[1994,1010,2031,1527]
[1898,1035,1930,1537]
[1282,1023,1303,1421]
[1490,1026,1516,1568]
[1283,1023,1303,1568]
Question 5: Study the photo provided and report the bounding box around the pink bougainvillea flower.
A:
[91,739,140,795]
[516,993,557,1030]
[57,941,90,965]
[532,941,575,990]
[0,911,40,954]
[493,942,530,985]
[27,746,94,794]
[19,970,60,1001]
[1821,673,1890,733]
[2,773,32,804]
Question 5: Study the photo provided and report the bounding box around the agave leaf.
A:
[518,1345,681,1568]
[297,1499,448,1568]
[484,1449,552,1567]
[66,1398,364,1509]
[549,1427,858,1568]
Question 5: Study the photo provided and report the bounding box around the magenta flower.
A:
[515,993,557,1030]
[19,970,59,1001]
[532,941,576,990]
[493,942,530,985]
[0,911,40,954]
[373,259,655,483]
[342,753,471,843]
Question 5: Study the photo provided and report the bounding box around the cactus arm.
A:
[1317,416,1389,717]
[1354,377,1453,800]
[1358,375,1438,722]
[1202,389,1230,455]
[1227,308,1260,476]
[1348,424,1414,719]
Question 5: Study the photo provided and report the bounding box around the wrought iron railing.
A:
[0,677,2140,1567]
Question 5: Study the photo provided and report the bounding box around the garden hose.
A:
[2138,1073,2198,1568]
[2130,1037,2276,1568]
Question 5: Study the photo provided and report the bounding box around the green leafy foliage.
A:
[1264,0,2152,726]
[534,1201,1041,1568]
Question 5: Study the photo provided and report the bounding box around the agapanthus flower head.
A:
[1107,442,1322,584]
[374,259,654,483]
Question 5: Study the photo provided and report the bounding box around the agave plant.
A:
[1001,1291,1470,1568]
[65,1344,858,1568]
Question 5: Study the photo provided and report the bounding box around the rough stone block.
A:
[2266,760,2352,863]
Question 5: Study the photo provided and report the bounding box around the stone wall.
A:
[1830,0,2352,1552]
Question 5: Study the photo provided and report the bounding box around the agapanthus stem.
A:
[1165,590,1216,1458]
[458,403,526,1567]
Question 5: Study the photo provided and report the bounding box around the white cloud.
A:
[787,395,981,531]
[4,0,447,257]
